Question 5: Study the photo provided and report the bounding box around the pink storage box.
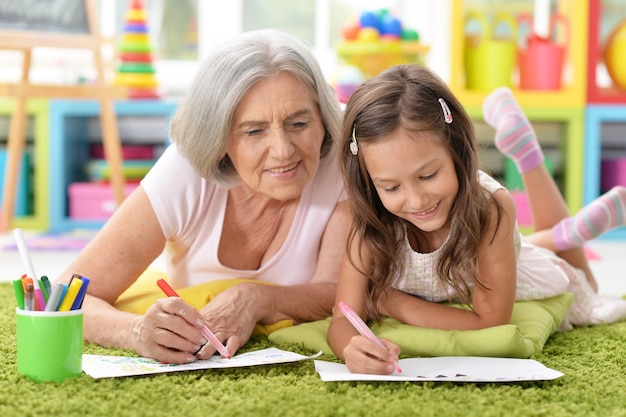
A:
[601,158,626,191]
[69,182,139,220]
[511,190,532,227]
[89,144,154,160]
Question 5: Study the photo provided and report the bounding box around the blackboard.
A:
[0,0,88,34]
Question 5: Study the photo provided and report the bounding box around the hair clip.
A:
[438,98,453,124]
[350,125,359,155]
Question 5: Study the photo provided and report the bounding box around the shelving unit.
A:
[584,0,626,238]
[450,0,588,108]
[587,0,626,103]
[48,99,177,232]
[467,106,584,213]
[0,99,49,231]
[584,105,626,239]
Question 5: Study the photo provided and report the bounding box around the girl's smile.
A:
[410,200,441,220]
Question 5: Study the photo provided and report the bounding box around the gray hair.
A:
[169,29,342,186]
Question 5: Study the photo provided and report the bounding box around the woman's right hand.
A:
[131,297,212,364]
[342,335,400,375]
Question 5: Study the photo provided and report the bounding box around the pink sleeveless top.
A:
[141,145,345,288]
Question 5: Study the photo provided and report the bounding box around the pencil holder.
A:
[15,308,83,382]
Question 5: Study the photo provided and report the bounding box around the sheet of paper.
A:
[83,347,322,379]
[315,356,564,382]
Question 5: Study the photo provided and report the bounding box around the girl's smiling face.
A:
[227,71,325,201]
[361,127,459,244]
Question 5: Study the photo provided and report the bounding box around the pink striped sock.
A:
[482,87,544,174]
[552,186,626,251]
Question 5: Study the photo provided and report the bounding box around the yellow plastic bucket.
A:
[464,11,517,91]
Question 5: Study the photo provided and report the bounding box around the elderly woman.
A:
[58,29,348,364]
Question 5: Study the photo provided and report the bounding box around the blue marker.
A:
[70,275,90,310]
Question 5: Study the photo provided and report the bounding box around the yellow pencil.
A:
[57,277,83,311]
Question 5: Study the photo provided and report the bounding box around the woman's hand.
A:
[194,283,264,359]
[343,335,400,375]
[132,297,212,364]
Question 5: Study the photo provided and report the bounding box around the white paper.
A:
[315,356,564,382]
[83,347,322,379]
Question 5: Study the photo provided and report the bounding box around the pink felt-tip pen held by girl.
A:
[156,279,231,358]
[338,301,402,373]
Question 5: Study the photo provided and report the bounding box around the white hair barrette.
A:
[438,98,453,124]
[350,125,359,155]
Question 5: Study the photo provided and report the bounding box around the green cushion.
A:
[268,293,573,358]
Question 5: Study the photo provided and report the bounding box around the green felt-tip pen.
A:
[41,276,52,300]
[38,278,49,302]
[12,279,24,310]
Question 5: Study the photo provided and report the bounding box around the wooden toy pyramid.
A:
[114,0,160,99]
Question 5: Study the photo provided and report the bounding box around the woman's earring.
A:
[350,125,359,155]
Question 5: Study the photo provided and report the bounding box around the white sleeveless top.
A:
[390,171,626,327]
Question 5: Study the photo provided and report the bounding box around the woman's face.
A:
[227,71,325,201]
[362,127,459,244]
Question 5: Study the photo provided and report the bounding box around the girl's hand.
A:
[343,335,401,375]
[132,297,211,364]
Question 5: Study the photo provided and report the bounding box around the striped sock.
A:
[552,186,626,251]
[482,87,544,174]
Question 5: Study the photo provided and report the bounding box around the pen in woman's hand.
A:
[156,279,231,358]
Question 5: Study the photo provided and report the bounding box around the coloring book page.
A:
[83,347,322,379]
[315,356,564,382]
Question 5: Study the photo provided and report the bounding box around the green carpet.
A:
[2,282,625,417]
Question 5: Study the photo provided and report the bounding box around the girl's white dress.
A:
[391,171,626,329]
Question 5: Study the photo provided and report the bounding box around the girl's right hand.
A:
[131,297,212,364]
[342,335,401,375]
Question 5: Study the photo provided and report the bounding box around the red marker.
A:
[156,279,230,358]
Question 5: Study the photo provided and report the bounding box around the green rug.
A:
[1,282,625,417]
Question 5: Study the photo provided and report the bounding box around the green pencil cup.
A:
[16,308,83,383]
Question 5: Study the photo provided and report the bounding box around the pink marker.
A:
[338,301,402,373]
[157,279,231,358]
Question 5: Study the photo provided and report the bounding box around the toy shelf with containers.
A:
[451,1,626,228]
[583,0,626,239]
[0,99,49,231]
[450,0,588,108]
[48,99,177,232]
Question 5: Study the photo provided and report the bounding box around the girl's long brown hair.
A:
[341,64,500,321]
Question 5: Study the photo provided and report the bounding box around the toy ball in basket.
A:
[336,9,429,80]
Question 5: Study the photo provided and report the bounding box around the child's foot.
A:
[553,186,626,251]
[482,87,544,174]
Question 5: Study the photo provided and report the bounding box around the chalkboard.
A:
[0,0,88,34]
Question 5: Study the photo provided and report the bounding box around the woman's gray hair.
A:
[169,29,342,186]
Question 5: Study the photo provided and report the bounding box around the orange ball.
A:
[341,22,360,41]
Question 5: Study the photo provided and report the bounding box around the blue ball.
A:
[380,15,402,36]
[359,11,378,29]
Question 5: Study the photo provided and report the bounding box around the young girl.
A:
[328,64,626,375]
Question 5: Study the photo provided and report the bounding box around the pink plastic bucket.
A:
[517,13,569,90]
